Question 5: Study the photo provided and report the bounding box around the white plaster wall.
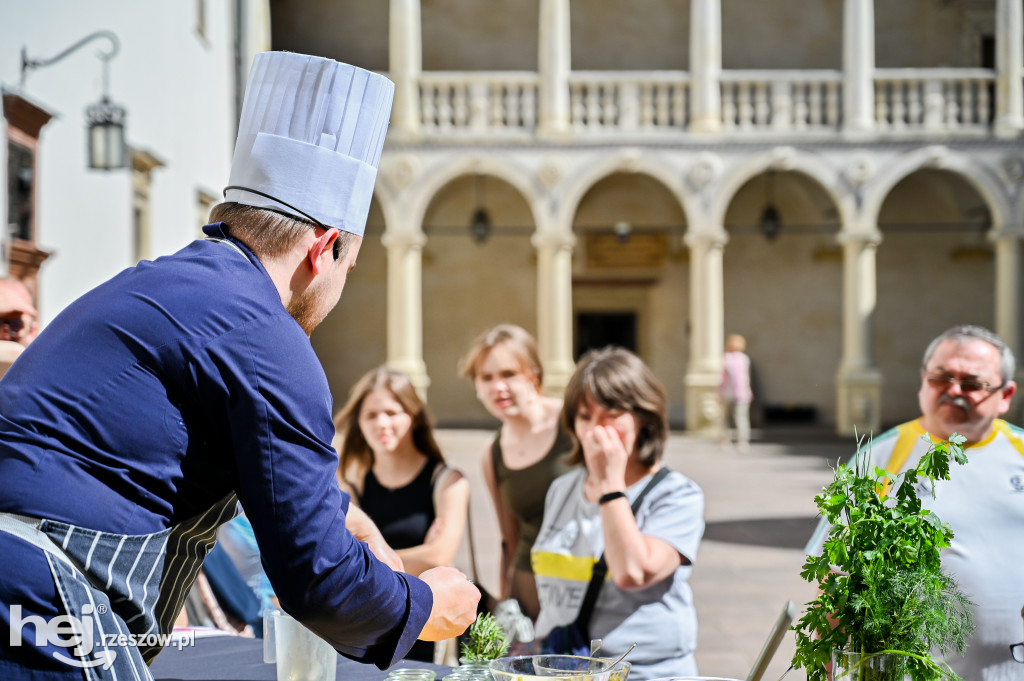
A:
[0,0,267,323]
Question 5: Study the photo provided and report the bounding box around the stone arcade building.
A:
[272,0,1024,435]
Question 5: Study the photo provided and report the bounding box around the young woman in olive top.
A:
[460,325,574,620]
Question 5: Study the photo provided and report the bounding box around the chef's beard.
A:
[287,278,335,336]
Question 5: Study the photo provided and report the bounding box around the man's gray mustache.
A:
[938,395,971,411]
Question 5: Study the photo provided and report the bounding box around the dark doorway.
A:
[575,312,637,360]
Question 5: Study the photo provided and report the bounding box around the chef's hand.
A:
[345,505,405,572]
[417,566,481,641]
[584,425,629,495]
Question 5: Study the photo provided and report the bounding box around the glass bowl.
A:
[489,655,631,681]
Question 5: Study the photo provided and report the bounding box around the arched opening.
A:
[571,172,689,426]
[723,170,842,428]
[422,173,537,427]
[875,169,995,427]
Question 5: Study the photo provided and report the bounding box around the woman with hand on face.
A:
[335,367,470,581]
[459,325,575,621]
[531,347,705,681]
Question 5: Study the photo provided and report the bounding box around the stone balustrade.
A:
[874,68,996,132]
[418,71,539,136]
[568,71,690,132]
[720,70,842,132]
[405,68,1019,139]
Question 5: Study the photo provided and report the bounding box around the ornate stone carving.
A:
[844,154,875,188]
[1001,156,1024,185]
[687,152,722,191]
[383,155,419,189]
[769,145,797,171]
[923,145,949,169]
[538,157,566,188]
[620,147,642,173]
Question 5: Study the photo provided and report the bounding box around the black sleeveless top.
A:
[357,459,440,550]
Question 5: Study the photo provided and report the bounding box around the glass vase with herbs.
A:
[792,434,975,681]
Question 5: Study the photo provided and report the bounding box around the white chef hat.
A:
[224,52,394,237]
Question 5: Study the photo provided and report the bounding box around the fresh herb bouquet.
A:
[792,434,975,681]
[460,612,511,664]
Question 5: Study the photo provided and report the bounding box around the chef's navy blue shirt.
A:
[0,223,432,668]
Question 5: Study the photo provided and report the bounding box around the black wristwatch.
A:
[598,491,628,505]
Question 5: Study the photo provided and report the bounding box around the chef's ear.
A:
[308,228,340,275]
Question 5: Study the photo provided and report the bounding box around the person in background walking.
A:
[719,333,753,451]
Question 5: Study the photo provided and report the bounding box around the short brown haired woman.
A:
[531,347,705,679]
[460,324,574,621]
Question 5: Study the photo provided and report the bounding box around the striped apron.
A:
[0,493,238,680]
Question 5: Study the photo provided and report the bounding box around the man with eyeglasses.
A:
[1012,604,1024,664]
[808,324,1024,680]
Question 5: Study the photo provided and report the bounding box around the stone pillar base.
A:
[684,370,723,434]
[542,358,576,400]
[836,367,883,437]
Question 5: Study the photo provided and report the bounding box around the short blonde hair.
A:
[726,334,747,353]
[458,324,543,387]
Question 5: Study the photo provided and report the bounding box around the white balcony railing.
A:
[720,70,843,132]
[874,68,995,132]
[418,71,539,135]
[410,67,1010,139]
[568,71,690,132]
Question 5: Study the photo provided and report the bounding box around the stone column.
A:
[389,0,422,136]
[689,0,722,133]
[683,231,726,433]
[842,0,875,135]
[533,231,576,395]
[383,229,430,398]
[995,0,1024,137]
[538,0,571,136]
[836,230,883,436]
[993,226,1022,368]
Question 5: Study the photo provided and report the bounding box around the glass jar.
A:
[832,650,903,681]
[386,668,437,681]
[443,663,492,680]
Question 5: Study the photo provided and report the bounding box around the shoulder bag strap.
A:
[574,466,671,638]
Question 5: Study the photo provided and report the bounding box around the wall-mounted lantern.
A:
[20,30,128,170]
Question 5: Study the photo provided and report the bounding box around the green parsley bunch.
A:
[793,434,975,681]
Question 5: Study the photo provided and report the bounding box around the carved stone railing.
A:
[567,71,690,132]
[874,68,995,132]
[418,71,539,136]
[720,70,843,132]
[409,68,1010,139]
